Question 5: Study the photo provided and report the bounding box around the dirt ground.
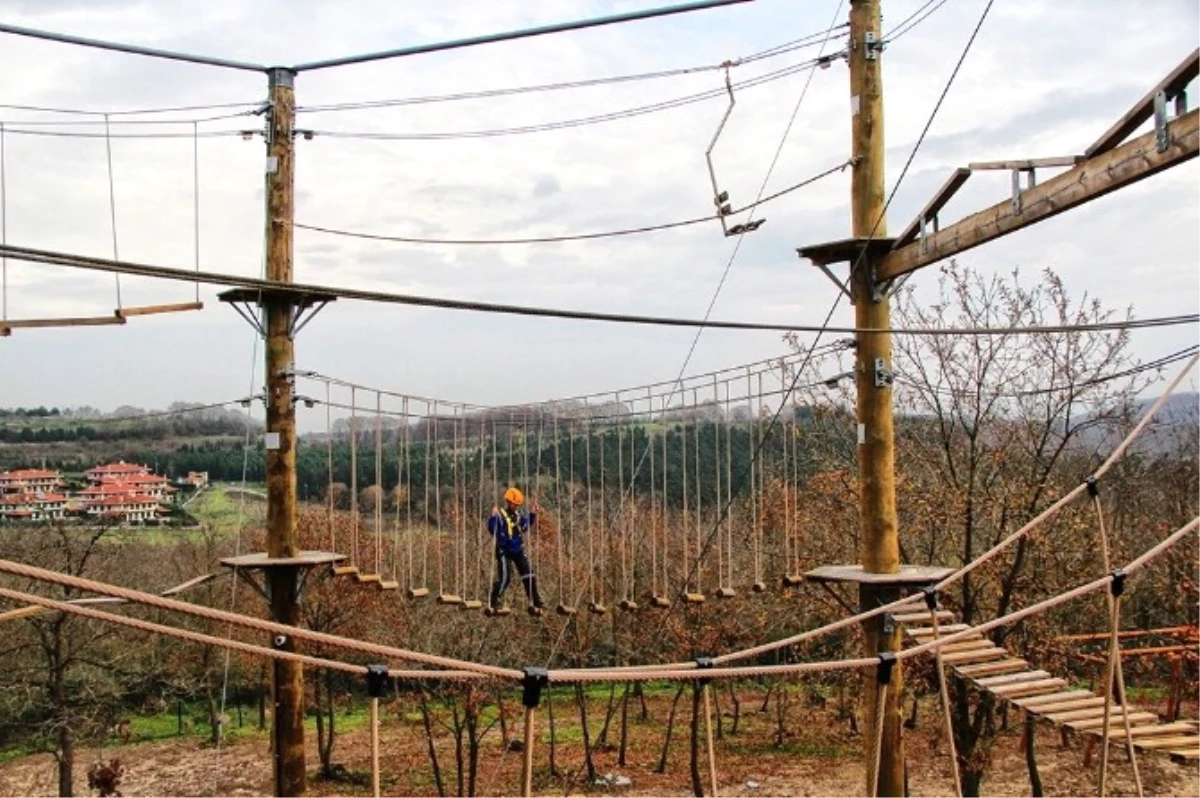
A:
[1,695,1196,797]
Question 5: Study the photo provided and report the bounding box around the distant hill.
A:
[1074,392,1199,457]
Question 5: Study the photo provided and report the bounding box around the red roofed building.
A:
[0,468,64,495]
[0,491,69,521]
[84,493,163,524]
[85,461,152,484]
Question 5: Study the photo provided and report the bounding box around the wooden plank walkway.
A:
[895,610,1200,764]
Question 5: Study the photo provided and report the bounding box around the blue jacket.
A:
[487,508,535,556]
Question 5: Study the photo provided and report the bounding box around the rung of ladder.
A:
[976,670,1052,688]
[461,599,483,611]
[938,639,997,655]
[1015,690,1095,708]
[716,587,737,599]
[750,582,767,593]
[1109,722,1199,740]
[1046,705,1142,724]
[619,599,639,611]
[333,565,360,577]
[992,678,1067,698]
[781,575,803,587]
[893,610,956,624]
[1025,697,1106,715]
[956,659,1029,678]
[486,606,512,617]
[377,580,399,591]
[1069,712,1160,732]
[408,587,430,599]
[941,647,1006,665]
[355,573,382,584]
[683,593,706,604]
[117,301,204,318]
[436,594,463,606]
[556,604,577,616]
[907,623,973,637]
[1169,748,1200,761]
[1119,735,1200,750]
[588,602,608,615]
[650,596,672,609]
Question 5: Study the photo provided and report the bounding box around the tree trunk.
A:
[419,689,446,798]
[451,702,465,798]
[689,683,704,797]
[466,704,480,798]
[636,681,650,721]
[713,682,723,741]
[56,723,74,798]
[320,669,336,775]
[495,692,509,748]
[547,687,559,777]
[656,684,687,774]
[1023,711,1043,797]
[727,681,741,735]
[596,682,618,747]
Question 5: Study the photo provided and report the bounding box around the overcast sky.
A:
[0,0,1196,430]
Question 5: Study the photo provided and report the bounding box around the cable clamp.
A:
[921,585,939,611]
[1109,569,1127,598]
[366,664,389,698]
[695,656,714,686]
[522,667,549,709]
[1086,476,1100,498]
[876,652,897,685]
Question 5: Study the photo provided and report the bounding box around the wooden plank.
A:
[1109,722,1199,740]
[1026,697,1106,715]
[1168,748,1200,761]
[976,670,1051,688]
[992,678,1068,698]
[893,609,956,624]
[1070,712,1159,731]
[937,639,996,655]
[160,572,218,596]
[1044,705,1144,724]
[1086,48,1200,157]
[941,647,1005,665]
[117,301,204,318]
[1015,690,1095,708]
[355,573,382,584]
[907,623,973,637]
[878,108,1200,282]
[955,658,1029,678]
[2,315,127,329]
[968,156,1082,170]
[1128,735,1200,750]
[892,168,971,248]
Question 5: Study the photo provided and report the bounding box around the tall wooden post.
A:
[263,65,306,797]
[849,1,904,795]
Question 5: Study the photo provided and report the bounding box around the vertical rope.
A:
[452,412,462,596]
[192,121,201,302]
[648,389,658,600]
[780,365,791,579]
[476,418,487,602]
[103,113,122,309]
[681,396,689,595]
[562,417,572,605]
[534,414,544,578]
[350,387,360,567]
[702,682,719,797]
[374,392,383,577]
[434,402,443,596]
[930,608,963,797]
[326,382,335,555]
[617,394,628,602]
[423,400,432,590]
[1,122,7,320]
[1093,492,1143,797]
[749,370,761,585]
[693,388,702,592]
[661,397,670,598]
[599,417,607,606]
[586,412,596,605]
[712,377,723,591]
[724,380,734,589]
[790,414,801,576]
[391,401,402,583]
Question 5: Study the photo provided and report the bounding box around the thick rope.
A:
[0,557,522,679]
[870,676,888,798]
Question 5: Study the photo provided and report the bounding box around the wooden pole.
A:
[849,2,904,795]
[522,705,536,797]
[263,65,306,797]
[371,696,381,798]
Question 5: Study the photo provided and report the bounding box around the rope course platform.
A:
[219,550,346,602]
[897,610,1200,764]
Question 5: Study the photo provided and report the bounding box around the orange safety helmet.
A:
[503,487,524,507]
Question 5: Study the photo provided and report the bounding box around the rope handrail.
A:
[0,557,521,681]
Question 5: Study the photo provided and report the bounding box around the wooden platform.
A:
[900,612,1200,763]
[219,551,345,569]
[804,564,955,586]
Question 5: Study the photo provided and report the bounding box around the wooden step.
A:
[941,647,1006,665]
[332,565,360,577]
[976,670,1052,688]
[408,587,430,599]
[1025,697,1106,715]
[378,580,399,590]
[1070,712,1159,731]
[1109,722,1200,740]
[355,573,382,584]
[956,659,1029,678]
[1169,748,1199,761]
[992,678,1068,698]
[1015,690,1096,708]
[907,623,972,637]
[1128,735,1200,751]
[1045,705,1144,724]
[939,639,997,655]
[893,609,956,624]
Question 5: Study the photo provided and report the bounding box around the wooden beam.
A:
[878,108,1199,282]
[2,315,126,329]
[892,167,971,249]
[968,156,1082,170]
[117,300,204,318]
[1086,48,1199,158]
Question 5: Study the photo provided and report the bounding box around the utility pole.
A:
[849,1,904,795]
[262,66,305,797]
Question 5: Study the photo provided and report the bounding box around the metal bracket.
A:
[882,612,895,635]
[864,31,883,61]
[289,300,330,339]
[815,263,852,302]
[227,298,266,338]
[705,65,765,238]
[1011,167,1036,215]
[1154,90,1170,153]
[873,357,894,388]
[233,567,269,602]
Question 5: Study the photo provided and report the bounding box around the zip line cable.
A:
[883,0,953,43]
[292,157,852,246]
